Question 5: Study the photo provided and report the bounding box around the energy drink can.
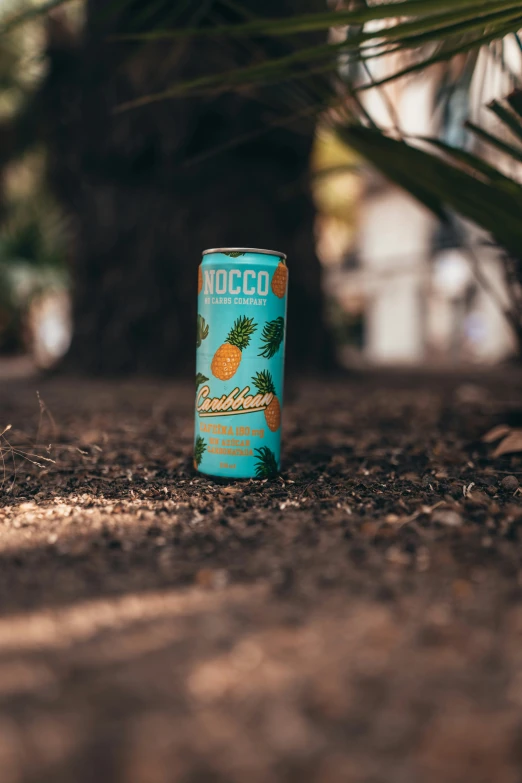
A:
[194,247,288,479]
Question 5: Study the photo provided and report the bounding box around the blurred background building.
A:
[313,34,521,367]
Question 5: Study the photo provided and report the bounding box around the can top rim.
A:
[202,247,287,261]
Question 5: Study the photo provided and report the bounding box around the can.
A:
[194,247,288,479]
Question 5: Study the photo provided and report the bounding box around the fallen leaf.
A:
[493,430,522,458]
[482,425,511,444]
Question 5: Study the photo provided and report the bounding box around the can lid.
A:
[202,247,287,261]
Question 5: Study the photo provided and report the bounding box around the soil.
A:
[1,369,522,783]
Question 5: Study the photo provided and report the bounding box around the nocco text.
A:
[203,269,270,297]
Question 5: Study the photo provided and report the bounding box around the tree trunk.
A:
[41,0,334,375]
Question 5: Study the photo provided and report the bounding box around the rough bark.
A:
[40,1,334,375]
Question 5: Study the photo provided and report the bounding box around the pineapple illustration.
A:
[198,265,203,294]
[196,372,209,389]
[211,316,257,380]
[259,317,285,359]
[196,315,209,348]
[194,435,207,470]
[252,371,280,432]
[254,446,279,479]
[271,258,288,298]
[223,251,245,258]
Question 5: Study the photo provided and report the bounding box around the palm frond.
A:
[336,123,522,259]
[488,99,522,142]
[3,1,521,113]
[115,40,338,110]
[110,1,522,42]
[357,18,522,91]
[106,1,522,110]
[419,137,518,186]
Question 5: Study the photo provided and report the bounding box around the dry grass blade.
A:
[0,394,57,493]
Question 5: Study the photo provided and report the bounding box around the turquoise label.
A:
[194,250,288,479]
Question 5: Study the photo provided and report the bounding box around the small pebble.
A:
[432,509,463,528]
[501,475,519,491]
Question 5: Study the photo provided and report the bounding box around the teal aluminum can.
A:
[194,247,288,479]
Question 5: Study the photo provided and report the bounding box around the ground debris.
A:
[432,508,463,527]
[501,475,520,492]
[0,372,521,782]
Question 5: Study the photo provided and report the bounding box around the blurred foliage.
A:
[0,190,68,270]
[0,177,69,353]
[0,3,69,354]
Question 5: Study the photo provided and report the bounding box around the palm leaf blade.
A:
[465,121,522,163]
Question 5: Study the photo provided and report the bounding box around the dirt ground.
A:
[1,368,522,783]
